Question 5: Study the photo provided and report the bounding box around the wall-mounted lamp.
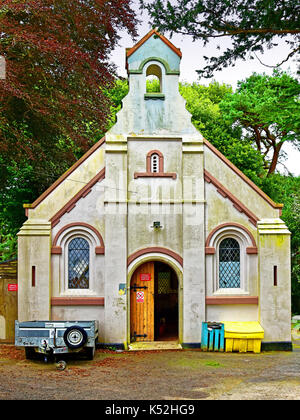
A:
[151,221,163,230]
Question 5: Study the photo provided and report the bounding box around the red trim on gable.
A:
[50,168,105,227]
[204,139,283,212]
[24,136,105,214]
[204,170,259,226]
[126,29,182,62]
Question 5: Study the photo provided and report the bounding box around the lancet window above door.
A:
[134,150,177,179]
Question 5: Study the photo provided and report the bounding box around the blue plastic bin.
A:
[201,322,225,352]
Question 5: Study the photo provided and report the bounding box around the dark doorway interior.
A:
[154,262,178,341]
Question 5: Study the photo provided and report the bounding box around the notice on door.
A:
[136,291,144,303]
[140,273,151,281]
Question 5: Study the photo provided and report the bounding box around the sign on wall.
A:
[118,283,126,295]
[140,273,151,281]
[136,291,144,303]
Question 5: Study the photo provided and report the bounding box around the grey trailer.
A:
[15,320,98,361]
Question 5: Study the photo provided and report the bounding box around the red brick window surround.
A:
[134,150,176,179]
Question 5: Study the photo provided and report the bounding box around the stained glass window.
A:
[219,238,240,288]
[68,238,89,289]
[158,272,171,294]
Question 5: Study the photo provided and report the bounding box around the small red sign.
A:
[8,284,18,292]
[140,273,151,281]
[136,291,144,303]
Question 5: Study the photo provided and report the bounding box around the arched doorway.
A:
[130,261,179,342]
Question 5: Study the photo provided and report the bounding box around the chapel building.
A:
[17,30,292,350]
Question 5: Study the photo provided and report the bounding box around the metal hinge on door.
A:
[130,284,148,292]
[132,331,147,341]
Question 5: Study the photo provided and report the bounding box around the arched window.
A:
[52,222,105,295]
[151,153,159,173]
[146,64,162,93]
[68,237,90,289]
[219,238,240,289]
[134,149,176,179]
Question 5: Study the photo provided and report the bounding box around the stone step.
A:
[128,341,182,351]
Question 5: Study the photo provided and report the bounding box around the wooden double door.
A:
[130,261,178,342]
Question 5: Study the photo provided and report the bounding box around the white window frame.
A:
[57,227,98,296]
[207,226,252,296]
[215,232,245,294]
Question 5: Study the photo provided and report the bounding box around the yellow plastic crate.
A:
[223,321,264,353]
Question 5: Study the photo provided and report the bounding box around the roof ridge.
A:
[126,28,182,60]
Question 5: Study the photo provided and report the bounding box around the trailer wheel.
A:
[56,360,67,371]
[25,347,38,360]
[63,326,88,349]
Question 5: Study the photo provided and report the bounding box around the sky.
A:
[109,2,300,176]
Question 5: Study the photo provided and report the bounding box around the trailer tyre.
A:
[25,347,38,360]
[63,326,88,349]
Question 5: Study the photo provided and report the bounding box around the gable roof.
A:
[24,136,105,216]
[126,28,182,61]
[203,139,283,213]
[50,168,105,228]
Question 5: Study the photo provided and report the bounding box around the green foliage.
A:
[179,81,266,185]
[0,160,37,261]
[146,77,161,93]
[0,131,75,261]
[141,0,300,77]
[0,0,138,261]
[0,233,17,262]
[101,78,129,133]
[219,70,300,175]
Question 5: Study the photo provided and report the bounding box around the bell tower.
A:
[104,29,205,347]
[109,28,200,136]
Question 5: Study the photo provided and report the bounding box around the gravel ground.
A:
[0,341,300,401]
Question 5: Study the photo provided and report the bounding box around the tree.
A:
[140,0,300,77]
[0,160,37,261]
[219,71,300,175]
[0,0,138,177]
[179,80,266,184]
[0,1,138,260]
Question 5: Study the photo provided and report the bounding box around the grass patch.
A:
[204,361,222,367]
[167,357,225,370]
